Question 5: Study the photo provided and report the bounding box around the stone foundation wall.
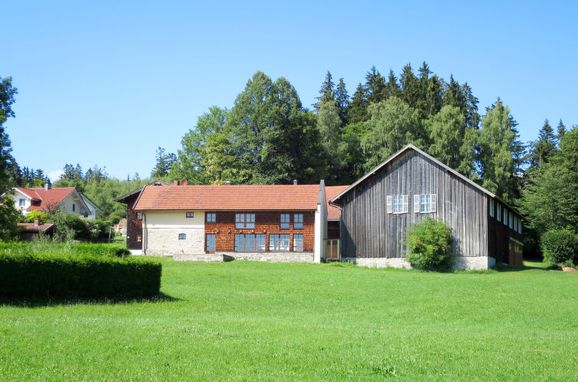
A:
[221,252,314,263]
[344,256,496,270]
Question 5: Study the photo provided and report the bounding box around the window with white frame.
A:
[235,213,255,229]
[414,194,437,213]
[178,233,187,240]
[387,194,408,214]
[269,234,290,251]
[206,212,216,223]
[185,211,194,218]
[293,234,304,252]
[280,213,290,229]
[294,213,304,229]
[18,199,25,207]
[137,212,143,221]
[489,199,495,218]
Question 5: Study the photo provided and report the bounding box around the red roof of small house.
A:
[17,223,55,233]
[15,187,76,211]
[134,184,348,217]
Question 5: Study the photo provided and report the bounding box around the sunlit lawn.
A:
[1,259,577,381]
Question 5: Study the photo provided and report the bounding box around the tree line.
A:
[1,68,576,258]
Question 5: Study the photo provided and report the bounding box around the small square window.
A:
[178,233,187,240]
[235,213,255,229]
[186,212,194,219]
[137,212,143,220]
[294,214,304,229]
[18,199,26,207]
[206,212,216,223]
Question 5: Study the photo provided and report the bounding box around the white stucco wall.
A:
[10,190,31,213]
[144,210,205,256]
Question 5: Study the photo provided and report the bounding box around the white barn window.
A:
[489,199,495,218]
[413,194,437,213]
[387,194,408,214]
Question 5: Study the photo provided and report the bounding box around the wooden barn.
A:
[330,144,523,270]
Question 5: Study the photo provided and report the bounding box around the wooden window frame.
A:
[206,212,216,223]
[269,234,290,252]
[294,213,304,229]
[235,213,255,229]
[293,234,304,252]
[280,213,290,229]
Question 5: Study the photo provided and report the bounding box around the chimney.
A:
[293,179,298,185]
[44,183,50,190]
[180,178,188,186]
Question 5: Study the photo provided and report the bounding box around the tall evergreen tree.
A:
[477,99,524,202]
[400,63,420,110]
[528,120,557,170]
[347,83,369,123]
[557,119,567,139]
[365,66,386,104]
[385,70,401,99]
[335,78,349,126]
[314,71,336,110]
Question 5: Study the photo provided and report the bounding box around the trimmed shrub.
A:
[406,218,453,271]
[0,253,161,299]
[541,228,578,267]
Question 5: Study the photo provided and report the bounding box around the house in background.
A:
[330,144,523,270]
[17,222,55,241]
[119,181,346,262]
[8,185,99,219]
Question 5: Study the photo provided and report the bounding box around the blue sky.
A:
[3,1,577,180]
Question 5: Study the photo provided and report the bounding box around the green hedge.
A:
[0,253,161,299]
[0,242,129,258]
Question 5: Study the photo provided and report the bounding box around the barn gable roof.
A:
[330,144,519,214]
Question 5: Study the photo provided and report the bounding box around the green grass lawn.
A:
[1,259,577,381]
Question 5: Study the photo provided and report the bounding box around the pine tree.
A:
[347,83,369,123]
[365,66,386,104]
[400,63,420,110]
[385,70,401,99]
[528,120,558,170]
[0,76,17,195]
[335,78,349,126]
[557,119,567,139]
[314,71,335,110]
[151,147,177,179]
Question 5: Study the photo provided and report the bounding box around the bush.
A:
[24,210,48,224]
[0,252,161,299]
[0,242,130,258]
[541,229,578,267]
[406,218,453,271]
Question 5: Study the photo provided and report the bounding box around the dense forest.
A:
[1,65,576,257]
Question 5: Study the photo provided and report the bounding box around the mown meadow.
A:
[1,257,577,381]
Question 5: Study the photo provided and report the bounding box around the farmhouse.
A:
[118,182,347,262]
[330,144,524,270]
[8,185,99,219]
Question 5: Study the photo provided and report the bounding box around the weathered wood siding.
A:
[339,150,488,259]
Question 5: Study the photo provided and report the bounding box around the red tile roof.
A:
[326,185,347,221]
[134,184,348,219]
[15,187,76,211]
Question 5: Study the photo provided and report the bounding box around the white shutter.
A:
[386,195,393,213]
[403,194,409,213]
[489,199,494,217]
[413,195,420,213]
[430,194,437,213]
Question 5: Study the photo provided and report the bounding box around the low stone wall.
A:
[344,256,496,270]
[222,252,314,263]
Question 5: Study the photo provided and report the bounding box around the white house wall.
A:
[144,211,205,256]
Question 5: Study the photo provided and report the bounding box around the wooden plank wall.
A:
[340,150,488,259]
